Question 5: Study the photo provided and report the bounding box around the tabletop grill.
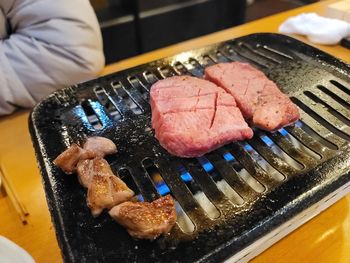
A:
[30,33,350,262]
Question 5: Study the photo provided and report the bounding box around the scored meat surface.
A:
[150,76,253,157]
[109,195,177,239]
[204,62,300,131]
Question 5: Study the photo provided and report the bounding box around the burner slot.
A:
[256,44,294,60]
[211,50,231,63]
[127,76,149,101]
[278,128,322,160]
[120,80,150,112]
[233,42,272,69]
[247,136,296,178]
[238,42,282,64]
[267,131,315,168]
[292,105,345,147]
[206,152,257,201]
[175,161,221,219]
[66,105,95,132]
[126,165,159,202]
[154,159,209,226]
[175,202,195,234]
[142,158,169,198]
[242,142,285,181]
[157,65,177,79]
[141,158,195,233]
[293,97,350,141]
[318,85,350,111]
[201,55,216,66]
[215,179,244,206]
[172,61,189,75]
[80,100,105,130]
[304,90,350,126]
[285,123,337,156]
[230,143,279,189]
[198,155,242,195]
[220,44,268,69]
[226,152,266,193]
[117,168,142,199]
[111,81,144,116]
[184,158,230,206]
[142,71,159,84]
[184,58,204,77]
[330,80,350,97]
[93,86,122,121]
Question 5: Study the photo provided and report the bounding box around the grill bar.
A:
[267,131,316,167]
[154,159,211,225]
[318,85,350,111]
[230,143,279,188]
[294,98,350,143]
[206,151,259,200]
[182,159,229,205]
[248,136,297,177]
[284,125,335,158]
[130,165,160,202]
[298,95,350,136]
[306,89,350,124]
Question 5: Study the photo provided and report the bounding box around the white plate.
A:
[0,236,35,263]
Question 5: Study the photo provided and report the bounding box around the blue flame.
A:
[181,172,193,182]
[279,128,288,136]
[152,167,194,196]
[156,182,171,196]
[244,144,253,151]
[223,152,235,161]
[261,135,274,147]
[197,157,214,173]
[295,120,302,128]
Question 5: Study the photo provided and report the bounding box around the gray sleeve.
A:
[0,0,105,115]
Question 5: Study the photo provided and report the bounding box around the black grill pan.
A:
[29,33,350,262]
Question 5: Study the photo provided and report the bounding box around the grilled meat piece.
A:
[53,144,95,174]
[83,137,117,158]
[109,195,177,239]
[150,75,253,157]
[87,171,135,217]
[77,158,115,188]
[204,62,300,131]
[54,137,117,173]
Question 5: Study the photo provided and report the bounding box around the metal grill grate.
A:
[30,33,350,262]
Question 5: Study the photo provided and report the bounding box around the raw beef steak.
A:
[150,76,253,157]
[204,62,300,131]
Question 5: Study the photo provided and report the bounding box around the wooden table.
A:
[1,1,349,262]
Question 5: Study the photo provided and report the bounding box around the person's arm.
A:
[0,0,105,115]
